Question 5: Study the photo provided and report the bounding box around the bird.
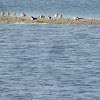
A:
[55,13,58,18]
[39,15,45,18]
[13,12,16,16]
[48,16,51,19]
[1,12,4,16]
[59,14,62,18]
[6,12,10,16]
[21,13,26,17]
[30,16,37,20]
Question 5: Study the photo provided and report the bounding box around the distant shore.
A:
[0,16,100,25]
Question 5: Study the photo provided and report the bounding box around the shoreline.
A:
[0,16,100,25]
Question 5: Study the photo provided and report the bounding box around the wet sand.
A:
[0,16,100,25]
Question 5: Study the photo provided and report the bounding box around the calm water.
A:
[0,0,100,99]
[0,0,100,19]
[0,24,100,100]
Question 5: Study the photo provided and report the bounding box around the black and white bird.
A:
[30,16,37,20]
[48,16,51,19]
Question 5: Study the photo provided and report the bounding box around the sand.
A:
[0,16,100,25]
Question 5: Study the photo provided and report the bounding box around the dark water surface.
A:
[0,24,100,100]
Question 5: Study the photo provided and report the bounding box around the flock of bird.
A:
[0,12,62,19]
[1,12,26,17]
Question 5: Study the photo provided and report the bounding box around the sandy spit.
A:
[0,16,100,25]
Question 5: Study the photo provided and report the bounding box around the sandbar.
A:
[0,16,100,25]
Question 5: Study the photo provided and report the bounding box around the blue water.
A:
[0,0,100,19]
[0,24,100,100]
[0,0,100,100]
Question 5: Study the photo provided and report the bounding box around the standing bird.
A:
[1,12,4,16]
[59,14,62,18]
[48,16,51,19]
[55,13,58,18]
[13,12,16,16]
[21,13,26,17]
[6,12,10,16]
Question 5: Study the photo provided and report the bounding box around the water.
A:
[0,0,100,19]
[0,24,100,100]
[0,0,100,99]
